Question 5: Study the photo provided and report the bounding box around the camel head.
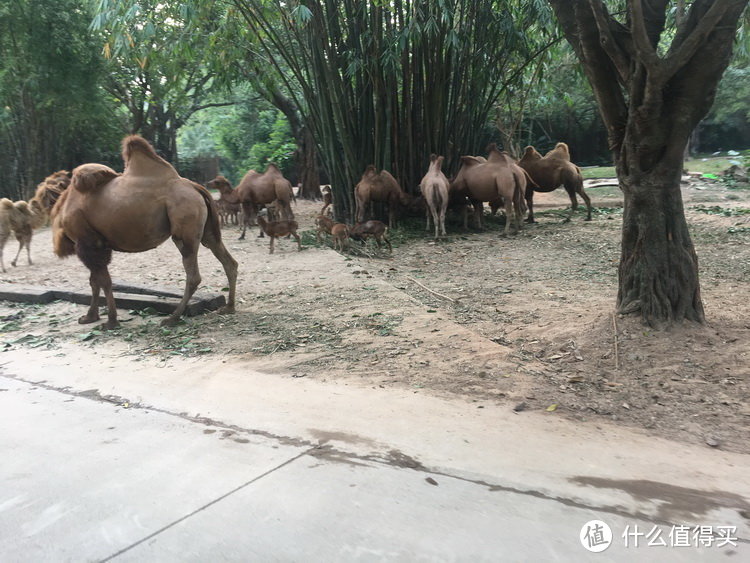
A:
[71,163,120,193]
[207,175,233,194]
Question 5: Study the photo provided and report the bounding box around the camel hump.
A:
[71,163,120,193]
[460,155,483,167]
[13,200,31,215]
[121,135,175,173]
[521,146,542,161]
[545,142,571,160]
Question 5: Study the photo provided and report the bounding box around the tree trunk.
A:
[295,125,321,200]
[617,158,704,326]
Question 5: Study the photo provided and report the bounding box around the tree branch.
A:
[664,0,731,75]
[630,0,664,76]
[550,0,628,151]
[588,0,631,84]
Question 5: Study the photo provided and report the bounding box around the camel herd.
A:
[5,135,591,329]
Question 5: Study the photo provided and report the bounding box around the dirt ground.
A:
[1,177,748,454]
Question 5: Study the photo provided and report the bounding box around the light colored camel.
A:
[354,165,409,228]
[0,199,46,272]
[210,165,295,240]
[450,146,526,236]
[51,135,238,329]
[518,142,592,222]
[420,154,450,238]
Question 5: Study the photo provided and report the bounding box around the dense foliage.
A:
[0,0,120,198]
[0,0,747,202]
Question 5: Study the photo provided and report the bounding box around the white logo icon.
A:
[580,520,613,552]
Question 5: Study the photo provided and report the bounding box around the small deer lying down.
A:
[350,220,391,252]
[256,215,301,254]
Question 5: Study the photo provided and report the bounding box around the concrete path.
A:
[1,345,748,561]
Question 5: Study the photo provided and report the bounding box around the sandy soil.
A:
[1,177,748,453]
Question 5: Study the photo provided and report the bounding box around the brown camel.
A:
[51,135,238,329]
[208,165,295,240]
[450,146,526,236]
[354,166,410,228]
[206,175,242,226]
[518,142,592,222]
[420,154,450,238]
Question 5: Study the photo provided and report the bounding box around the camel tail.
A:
[50,189,75,257]
[121,135,172,168]
[52,229,75,258]
[430,182,445,213]
[191,181,222,242]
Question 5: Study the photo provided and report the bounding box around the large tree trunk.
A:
[617,158,704,326]
[548,0,748,327]
[295,125,321,200]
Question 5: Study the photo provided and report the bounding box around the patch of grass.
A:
[685,156,744,176]
[580,166,616,179]
[691,205,750,217]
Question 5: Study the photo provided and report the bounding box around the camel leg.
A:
[438,198,448,236]
[81,273,101,324]
[425,206,432,233]
[163,238,201,327]
[239,202,256,240]
[97,266,119,330]
[471,200,484,230]
[563,186,578,223]
[578,186,593,221]
[203,239,237,315]
[0,232,8,272]
[503,198,514,236]
[525,188,536,223]
[293,232,301,251]
[76,241,113,325]
[11,238,24,267]
[269,236,275,254]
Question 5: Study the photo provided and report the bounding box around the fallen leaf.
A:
[546,404,558,412]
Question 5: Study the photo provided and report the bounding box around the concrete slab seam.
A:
[99,447,316,562]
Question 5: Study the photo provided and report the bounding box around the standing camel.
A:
[354,165,410,228]
[420,154,450,238]
[518,142,592,223]
[52,135,238,329]
[451,146,526,236]
[209,165,295,240]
